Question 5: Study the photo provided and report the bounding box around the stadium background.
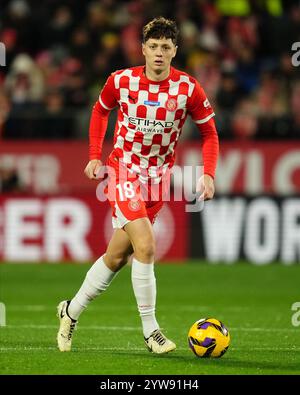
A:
[0,0,300,377]
[0,0,299,264]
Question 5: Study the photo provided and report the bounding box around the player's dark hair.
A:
[143,17,179,45]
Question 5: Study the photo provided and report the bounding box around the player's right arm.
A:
[84,73,118,180]
[84,159,103,180]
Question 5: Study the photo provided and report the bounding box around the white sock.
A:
[131,258,159,338]
[68,255,116,320]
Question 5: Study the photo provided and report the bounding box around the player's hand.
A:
[196,174,215,201]
[84,159,103,180]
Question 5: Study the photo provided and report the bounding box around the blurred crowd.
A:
[1,0,300,141]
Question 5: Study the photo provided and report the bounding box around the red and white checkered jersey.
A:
[99,66,215,180]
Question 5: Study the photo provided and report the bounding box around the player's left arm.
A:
[188,80,219,200]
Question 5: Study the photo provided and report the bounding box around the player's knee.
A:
[135,239,155,262]
[104,252,130,272]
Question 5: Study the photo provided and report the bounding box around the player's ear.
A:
[173,45,178,58]
[142,43,146,56]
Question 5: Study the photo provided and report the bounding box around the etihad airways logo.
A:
[127,116,174,133]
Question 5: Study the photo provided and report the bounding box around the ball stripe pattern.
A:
[188,318,230,358]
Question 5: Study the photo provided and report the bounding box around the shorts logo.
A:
[128,201,141,211]
[165,98,178,112]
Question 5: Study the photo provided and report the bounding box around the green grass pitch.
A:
[0,262,299,375]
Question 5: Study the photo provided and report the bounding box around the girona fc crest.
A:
[128,200,141,212]
[165,98,178,112]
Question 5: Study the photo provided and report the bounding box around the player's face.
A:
[142,38,177,74]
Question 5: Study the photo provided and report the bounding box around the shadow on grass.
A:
[89,349,300,374]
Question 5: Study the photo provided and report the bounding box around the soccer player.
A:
[57,17,219,354]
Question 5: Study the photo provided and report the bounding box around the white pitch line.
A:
[0,346,299,352]
[4,324,140,330]
[230,327,299,332]
[7,305,48,312]
[5,305,251,312]
[1,324,299,332]
[0,346,145,352]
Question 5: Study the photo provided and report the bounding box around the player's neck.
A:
[144,66,171,82]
